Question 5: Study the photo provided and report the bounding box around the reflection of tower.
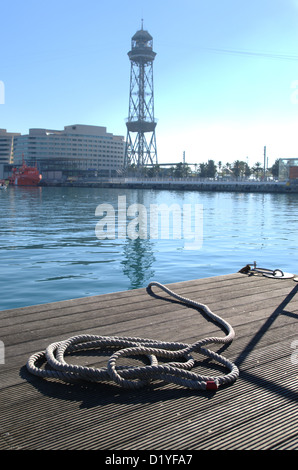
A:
[121,238,155,289]
[124,23,158,168]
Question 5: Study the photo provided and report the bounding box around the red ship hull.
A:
[9,162,42,186]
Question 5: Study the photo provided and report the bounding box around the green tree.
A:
[206,160,217,177]
[126,163,137,176]
[270,159,279,178]
[198,162,207,177]
[197,160,217,178]
[244,163,251,178]
[173,162,191,178]
[231,160,244,178]
[231,160,251,179]
[232,160,242,178]
[252,162,262,179]
[146,164,161,177]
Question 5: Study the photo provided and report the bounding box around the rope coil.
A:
[26,281,239,391]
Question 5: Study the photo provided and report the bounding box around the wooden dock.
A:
[1,272,297,451]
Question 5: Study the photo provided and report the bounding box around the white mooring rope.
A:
[26,282,239,391]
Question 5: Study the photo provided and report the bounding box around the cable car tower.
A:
[124,22,158,169]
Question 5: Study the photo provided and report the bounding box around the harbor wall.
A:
[41,178,298,193]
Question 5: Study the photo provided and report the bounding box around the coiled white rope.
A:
[26,282,239,391]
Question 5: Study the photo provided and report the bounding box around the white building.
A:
[0,128,21,164]
[13,124,125,180]
[0,129,21,178]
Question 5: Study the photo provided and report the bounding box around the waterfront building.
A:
[0,129,19,165]
[0,129,21,179]
[13,124,125,181]
[278,158,298,181]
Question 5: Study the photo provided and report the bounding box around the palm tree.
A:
[252,162,262,179]
[232,160,242,178]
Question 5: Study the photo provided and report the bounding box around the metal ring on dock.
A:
[239,263,294,279]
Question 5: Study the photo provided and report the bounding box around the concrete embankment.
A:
[42,179,298,193]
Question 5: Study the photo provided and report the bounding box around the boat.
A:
[9,160,42,186]
[0,179,8,190]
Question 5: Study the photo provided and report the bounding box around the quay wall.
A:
[42,178,298,193]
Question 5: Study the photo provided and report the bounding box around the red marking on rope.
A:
[206,381,218,390]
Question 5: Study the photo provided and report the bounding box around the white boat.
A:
[0,180,8,190]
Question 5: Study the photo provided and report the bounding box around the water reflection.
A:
[117,189,156,289]
[121,238,155,289]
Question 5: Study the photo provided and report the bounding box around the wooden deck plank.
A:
[1,274,294,345]
[0,272,297,451]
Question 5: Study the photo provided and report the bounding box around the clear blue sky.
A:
[1,0,298,167]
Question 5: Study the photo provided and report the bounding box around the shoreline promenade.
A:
[41,177,298,193]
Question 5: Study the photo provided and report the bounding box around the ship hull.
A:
[13,176,41,186]
[9,162,42,186]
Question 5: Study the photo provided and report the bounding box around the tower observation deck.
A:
[124,24,158,168]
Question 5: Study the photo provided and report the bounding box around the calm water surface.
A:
[0,186,297,310]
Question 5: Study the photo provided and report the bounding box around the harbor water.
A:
[0,185,297,311]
